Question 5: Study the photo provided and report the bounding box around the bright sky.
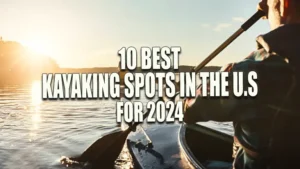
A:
[0,0,270,68]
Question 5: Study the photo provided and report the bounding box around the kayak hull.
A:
[126,123,196,169]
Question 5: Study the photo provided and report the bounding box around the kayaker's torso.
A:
[184,24,300,169]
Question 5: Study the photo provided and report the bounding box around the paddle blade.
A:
[60,128,131,169]
[90,129,132,169]
[60,129,122,165]
[78,128,130,162]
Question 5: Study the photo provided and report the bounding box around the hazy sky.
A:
[0,0,270,68]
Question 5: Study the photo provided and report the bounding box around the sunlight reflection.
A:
[31,81,42,106]
[31,113,41,130]
[31,113,41,122]
[29,81,42,140]
[29,132,37,141]
[29,132,37,137]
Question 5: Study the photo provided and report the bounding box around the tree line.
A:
[0,37,59,85]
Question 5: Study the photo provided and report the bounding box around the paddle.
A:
[60,100,155,168]
[61,9,265,169]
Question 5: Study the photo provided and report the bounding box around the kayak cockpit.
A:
[125,123,233,169]
[179,124,233,168]
[126,123,194,169]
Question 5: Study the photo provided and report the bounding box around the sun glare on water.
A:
[31,81,42,106]
[29,81,42,138]
[29,81,42,141]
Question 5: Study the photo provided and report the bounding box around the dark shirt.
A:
[184,24,300,169]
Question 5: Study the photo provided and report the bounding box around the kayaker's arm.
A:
[183,80,238,123]
[183,91,238,123]
[183,52,259,124]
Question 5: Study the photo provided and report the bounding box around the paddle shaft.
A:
[140,125,152,144]
[127,9,265,151]
[193,10,265,73]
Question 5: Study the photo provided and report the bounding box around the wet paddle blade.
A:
[90,129,132,169]
[77,128,131,163]
[60,128,131,168]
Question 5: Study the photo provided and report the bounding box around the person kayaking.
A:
[183,0,300,169]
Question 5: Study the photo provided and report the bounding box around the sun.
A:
[20,39,51,56]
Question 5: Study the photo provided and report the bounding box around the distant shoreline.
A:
[0,65,221,86]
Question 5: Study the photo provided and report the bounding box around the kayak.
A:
[119,123,233,169]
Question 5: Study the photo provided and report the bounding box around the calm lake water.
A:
[0,81,233,169]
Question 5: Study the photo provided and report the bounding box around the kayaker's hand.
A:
[258,0,268,19]
[182,98,195,124]
[175,81,180,92]
[183,98,189,113]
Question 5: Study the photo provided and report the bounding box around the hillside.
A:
[0,37,221,85]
